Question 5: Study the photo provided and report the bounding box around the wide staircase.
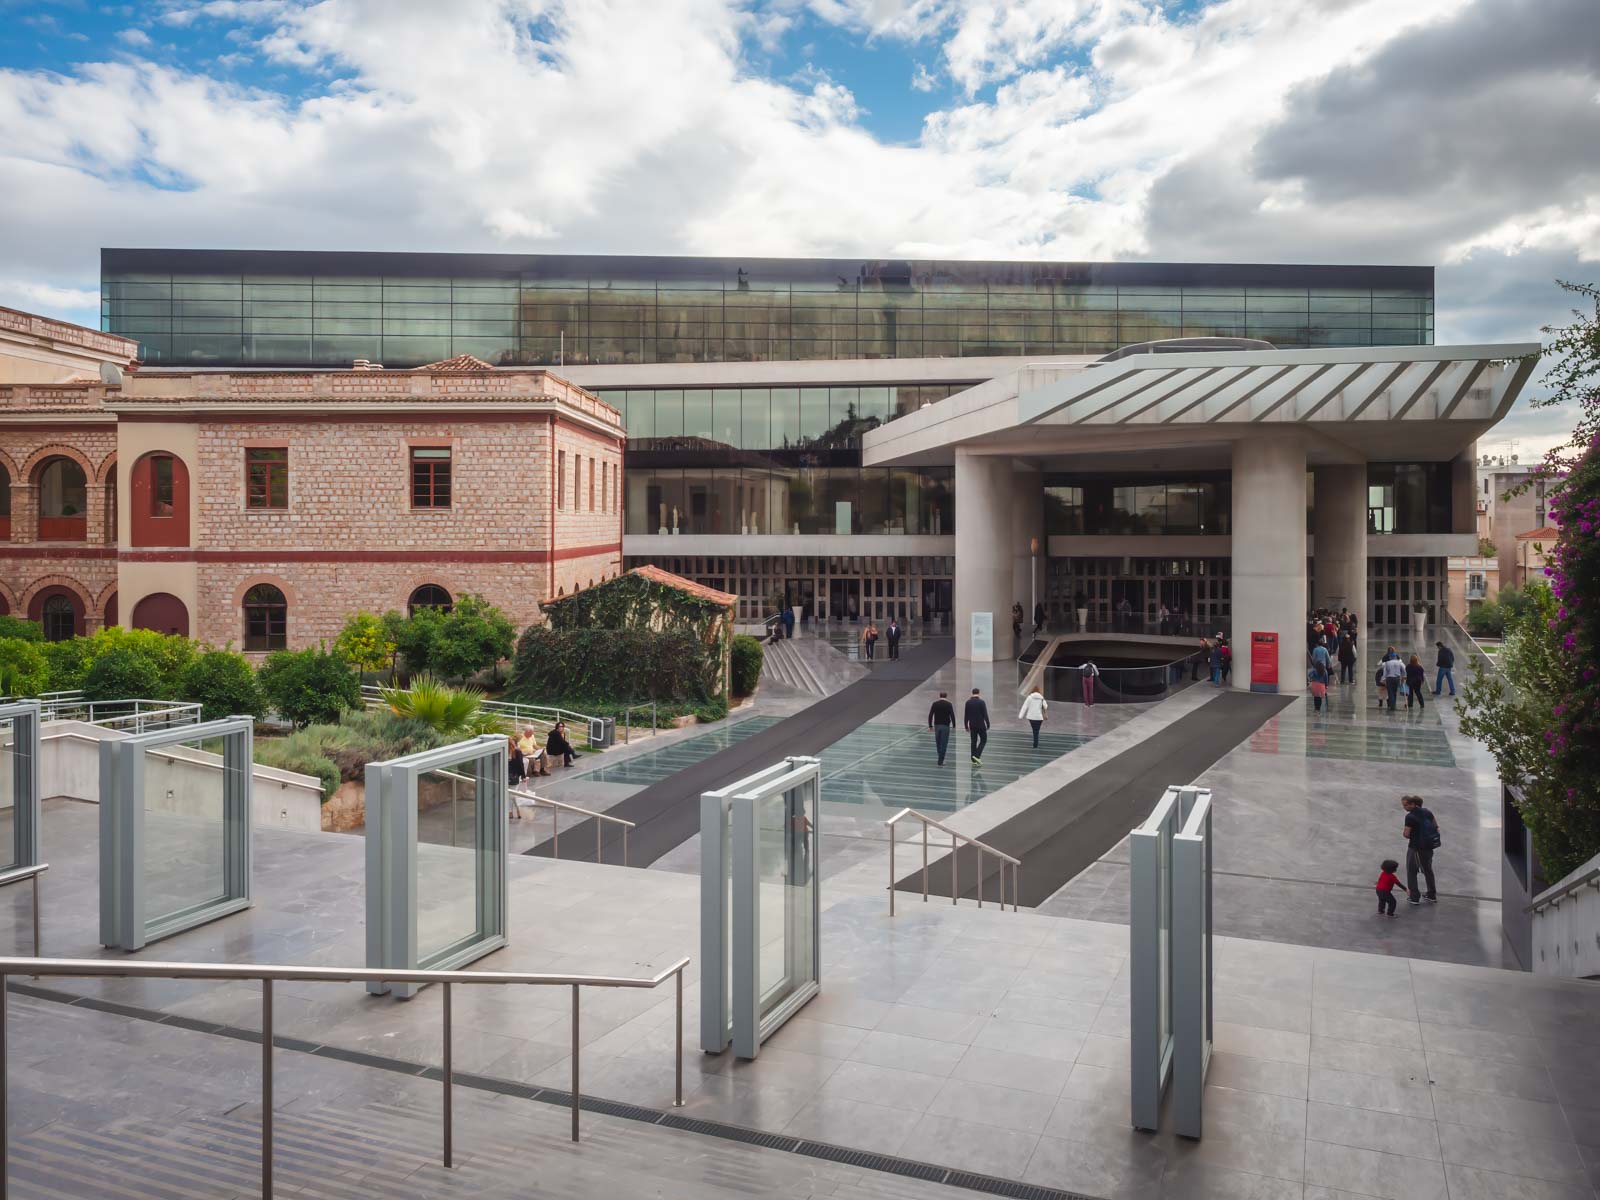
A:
[759,636,828,697]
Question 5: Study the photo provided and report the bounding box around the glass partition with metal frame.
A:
[0,700,42,874]
[700,756,821,1058]
[365,735,507,999]
[98,716,254,951]
[1130,784,1212,1134]
[1171,788,1215,1139]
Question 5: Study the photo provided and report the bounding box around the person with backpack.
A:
[1433,641,1456,696]
[1400,795,1440,904]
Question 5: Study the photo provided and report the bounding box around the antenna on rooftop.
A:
[99,361,124,385]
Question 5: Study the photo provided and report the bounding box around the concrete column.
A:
[1450,451,1476,535]
[1011,464,1043,637]
[1312,464,1366,614]
[1231,435,1307,694]
[955,448,1014,661]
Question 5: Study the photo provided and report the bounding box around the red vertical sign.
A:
[1250,631,1278,693]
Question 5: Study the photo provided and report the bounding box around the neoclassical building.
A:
[0,305,623,650]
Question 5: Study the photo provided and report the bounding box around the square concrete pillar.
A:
[1231,435,1307,693]
[1011,464,1044,636]
[1312,464,1366,614]
[955,448,1016,661]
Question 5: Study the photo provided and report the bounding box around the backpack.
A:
[1415,811,1442,850]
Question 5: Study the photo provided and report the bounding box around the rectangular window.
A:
[411,446,452,508]
[574,456,581,510]
[245,447,289,509]
[589,457,595,510]
[558,451,566,510]
[601,462,609,512]
[151,455,175,516]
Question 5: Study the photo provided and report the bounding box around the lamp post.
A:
[1029,536,1040,635]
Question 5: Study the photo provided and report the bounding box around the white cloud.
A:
[116,28,154,47]
[0,0,1591,464]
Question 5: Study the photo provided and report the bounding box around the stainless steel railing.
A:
[0,865,45,957]
[620,701,658,744]
[0,952,689,1199]
[512,787,636,866]
[30,691,202,732]
[885,808,1020,915]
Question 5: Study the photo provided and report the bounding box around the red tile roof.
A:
[418,354,497,372]
[627,565,737,607]
[1515,526,1559,540]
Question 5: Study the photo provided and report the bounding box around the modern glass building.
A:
[102,249,1472,638]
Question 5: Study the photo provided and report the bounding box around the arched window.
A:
[407,584,452,616]
[0,463,10,540]
[40,594,79,642]
[242,584,287,651]
[36,457,87,540]
[130,452,189,547]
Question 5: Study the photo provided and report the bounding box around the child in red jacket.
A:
[1375,858,1408,916]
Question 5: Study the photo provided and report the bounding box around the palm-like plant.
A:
[380,674,500,737]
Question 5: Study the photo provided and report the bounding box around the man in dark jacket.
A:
[1401,794,1440,903]
[546,721,577,768]
[1433,641,1456,696]
[964,688,990,765]
[927,691,956,765]
[886,618,902,660]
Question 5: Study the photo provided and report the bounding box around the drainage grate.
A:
[578,1096,666,1123]
[946,1169,1097,1200]
[794,1140,950,1182]
[658,1113,799,1151]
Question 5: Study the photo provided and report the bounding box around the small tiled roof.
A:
[418,354,496,372]
[627,565,737,608]
[1515,526,1559,540]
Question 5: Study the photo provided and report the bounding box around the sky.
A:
[1,0,1595,460]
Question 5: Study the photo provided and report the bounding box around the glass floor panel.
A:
[582,716,1091,813]
[583,716,783,787]
[1249,717,1456,768]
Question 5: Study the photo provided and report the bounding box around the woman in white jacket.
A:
[1019,688,1048,748]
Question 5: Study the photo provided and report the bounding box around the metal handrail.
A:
[885,808,1019,915]
[0,865,45,957]
[0,952,690,1198]
[1525,866,1600,915]
[621,700,658,744]
[512,787,635,866]
[31,692,202,733]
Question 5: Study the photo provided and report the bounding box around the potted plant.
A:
[1411,601,1428,637]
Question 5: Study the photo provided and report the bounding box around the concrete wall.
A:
[40,721,324,833]
[1312,464,1366,613]
[1230,434,1307,694]
[954,448,1015,661]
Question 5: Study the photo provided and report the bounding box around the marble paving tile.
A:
[1303,1139,1447,1200]
[1435,1121,1594,1186]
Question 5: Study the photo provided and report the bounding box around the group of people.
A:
[859,617,903,661]
[1305,608,1360,711]
[924,683,1064,767]
[1195,634,1231,686]
[506,720,579,786]
[1011,603,1047,641]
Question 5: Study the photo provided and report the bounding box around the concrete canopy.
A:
[862,342,1540,470]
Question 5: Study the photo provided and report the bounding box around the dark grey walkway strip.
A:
[898,690,1293,906]
[7,978,1100,1200]
[527,636,955,866]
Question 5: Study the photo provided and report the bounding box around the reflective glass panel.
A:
[415,765,481,961]
[757,779,816,1020]
[0,716,15,871]
[142,734,227,925]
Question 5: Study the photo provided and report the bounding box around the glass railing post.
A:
[262,978,273,1199]
[442,982,453,1168]
[570,985,581,1142]
[1,969,8,1200]
[674,968,684,1107]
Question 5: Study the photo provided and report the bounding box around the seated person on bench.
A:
[546,721,578,768]
[517,725,550,777]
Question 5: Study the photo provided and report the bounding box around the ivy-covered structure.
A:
[510,566,737,707]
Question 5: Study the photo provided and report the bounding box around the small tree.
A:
[1476,537,1497,558]
[0,638,49,696]
[334,612,397,678]
[429,595,517,683]
[180,648,266,721]
[0,616,43,643]
[258,646,361,728]
[81,646,168,704]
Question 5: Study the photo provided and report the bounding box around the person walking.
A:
[782,604,795,640]
[1209,638,1223,686]
[1374,859,1408,917]
[886,617,902,661]
[1019,687,1048,748]
[1081,658,1099,706]
[1405,654,1427,711]
[1380,650,1405,711]
[1433,641,1456,696]
[927,690,956,766]
[861,622,877,661]
[1219,636,1232,685]
[964,687,990,765]
[1337,633,1356,686]
[1011,603,1024,643]
[1400,795,1440,904]
[1033,602,1046,636]
[1308,662,1328,712]
[1310,638,1331,683]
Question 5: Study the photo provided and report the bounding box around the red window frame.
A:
[245,447,289,510]
[411,447,452,509]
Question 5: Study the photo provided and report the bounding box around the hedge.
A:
[730,635,764,696]
[505,626,717,706]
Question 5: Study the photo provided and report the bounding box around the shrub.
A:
[1466,599,1502,638]
[506,626,716,706]
[41,627,197,696]
[380,673,506,736]
[80,646,168,704]
[694,696,730,723]
[42,637,97,692]
[258,646,361,728]
[385,595,516,683]
[0,638,49,697]
[333,611,397,677]
[730,635,764,696]
[0,616,43,643]
[254,708,450,801]
[180,648,266,721]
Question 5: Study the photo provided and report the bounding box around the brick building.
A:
[1,307,623,649]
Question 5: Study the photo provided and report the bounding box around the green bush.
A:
[40,627,197,696]
[730,635,764,696]
[1466,599,1503,638]
[258,646,361,727]
[42,637,97,692]
[506,626,716,706]
[379,673,506,736]
[254,708,448,801]
[385,595,516,683]
[333,611,397,676]
[694,696,730,723]
[0,616,43,643]
[81,646,169,703]
[0,637,49,696]
[180,648,266,721]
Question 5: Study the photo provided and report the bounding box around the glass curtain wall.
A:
[104,259,1436,367]
[1044,478,1232,536]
